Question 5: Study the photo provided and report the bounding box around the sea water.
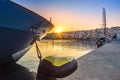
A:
[17,40,95,72]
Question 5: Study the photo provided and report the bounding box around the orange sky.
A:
[13,0,120,32]
[38,9,104,32]
[34,7,120,32]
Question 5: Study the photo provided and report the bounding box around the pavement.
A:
[58,41,120,80]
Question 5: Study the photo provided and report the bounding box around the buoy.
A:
[36,56,77,80]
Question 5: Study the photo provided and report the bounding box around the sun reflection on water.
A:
[17,40,95,72]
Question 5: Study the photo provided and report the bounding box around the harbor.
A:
[0,0,120,80]
[0,40,95,80]
[17,40,95,72]
[0,40,120,80]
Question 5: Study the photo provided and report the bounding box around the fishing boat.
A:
[0,0,53,65]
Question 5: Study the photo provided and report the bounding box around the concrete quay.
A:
[59,41,120,80]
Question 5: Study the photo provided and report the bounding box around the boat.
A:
[0,0,54,66]
[96,8,109,48]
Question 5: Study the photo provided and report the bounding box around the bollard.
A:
[36,56,77,80]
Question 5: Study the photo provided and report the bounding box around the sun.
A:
[55,28,62,33]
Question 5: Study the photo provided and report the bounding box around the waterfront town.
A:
[44,26,120,41]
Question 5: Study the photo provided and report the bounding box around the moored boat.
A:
[0,0,54,65]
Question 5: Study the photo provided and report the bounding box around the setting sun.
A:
[55,28,62,33]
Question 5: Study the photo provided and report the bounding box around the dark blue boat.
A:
[0,0,54,65]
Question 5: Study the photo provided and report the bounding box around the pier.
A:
[59,41,120,80]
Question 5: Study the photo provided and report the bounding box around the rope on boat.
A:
[31,26,42,62]
[35,40,42,62]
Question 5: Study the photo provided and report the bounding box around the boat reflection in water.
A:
[18,40,95,72]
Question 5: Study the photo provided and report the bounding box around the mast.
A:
[102,8,107,37]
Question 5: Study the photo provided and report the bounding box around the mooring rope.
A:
[31,26,42,63]
[35,40,42,63]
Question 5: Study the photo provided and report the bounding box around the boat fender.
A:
[36,56,78,80]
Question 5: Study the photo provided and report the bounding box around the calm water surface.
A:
[17,40,96,72]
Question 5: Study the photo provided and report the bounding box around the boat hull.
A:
[0,27,34,65]
[0,0,54,66]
